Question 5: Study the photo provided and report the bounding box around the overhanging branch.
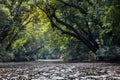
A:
[58,0,87,15]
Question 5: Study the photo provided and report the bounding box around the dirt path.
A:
[0,62,120,80]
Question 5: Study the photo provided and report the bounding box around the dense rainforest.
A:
[0,0,120,62]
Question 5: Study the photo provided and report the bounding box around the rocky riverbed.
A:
[0,62,120,80]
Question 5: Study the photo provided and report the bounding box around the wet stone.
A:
[0,62,120,79]
[52,76,65,80]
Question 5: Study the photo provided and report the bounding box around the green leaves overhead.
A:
[0,5,10,26]
[0,0,120,61]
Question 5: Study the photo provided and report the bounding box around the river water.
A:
[0,61,120,80]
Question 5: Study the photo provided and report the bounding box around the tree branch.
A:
[58,0,87,15]
[52,11,80,35]
[50,18,78,38]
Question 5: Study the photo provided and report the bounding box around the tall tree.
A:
[0,0,42,50]
[35,0,108,53]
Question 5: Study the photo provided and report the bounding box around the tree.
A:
[0,0,42,50]
[0,0,47,61]
[35,0,110,53]
[99,0,120,46]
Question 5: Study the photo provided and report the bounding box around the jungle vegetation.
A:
[0,0,120,62]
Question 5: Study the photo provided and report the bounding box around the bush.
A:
[60,41,92,62]
[88,51,96,61]
[0,52,14,62]
[62,51,92,62]
[0,44,14,62]
[96,46,120,62]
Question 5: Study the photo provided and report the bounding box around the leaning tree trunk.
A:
[25,44,44,56]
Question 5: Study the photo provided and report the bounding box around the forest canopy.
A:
[0,0,120,62]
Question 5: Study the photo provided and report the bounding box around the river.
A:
[0,61,120,80]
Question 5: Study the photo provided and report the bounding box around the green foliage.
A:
[0,6,10,26]
[0,0,48,61]
[100,0,120,46]
[62,41,90,62]
[88,52,96,61]
[0,44,14,62]
[96,46,120,62]
[12,37,27,49]
[0,0,120,62]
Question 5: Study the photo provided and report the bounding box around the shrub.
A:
[88,51,96,61]
[0,44,14,62]
[96,46,120,62]
[0,52,14,62]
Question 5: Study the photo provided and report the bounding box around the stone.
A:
[52,76,65,80]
